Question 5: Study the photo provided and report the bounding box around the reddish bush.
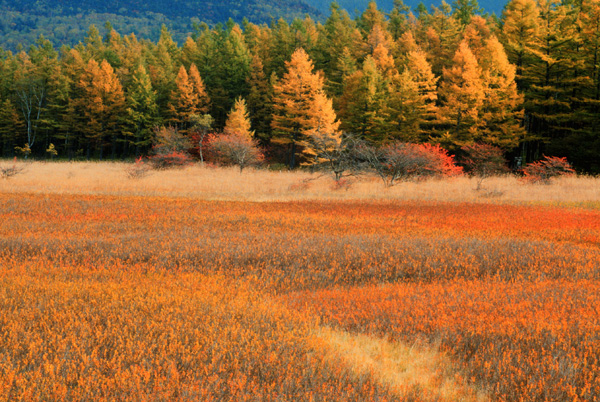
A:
[0,157,25,179]
[360,142,462,186]
[124,156,152,179]
[207,133,264,173]
[148,127,193,169]
[461,143,508,189]
[521,155,575,184]
[148,151,192,170]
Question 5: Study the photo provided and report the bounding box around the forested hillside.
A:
[0,0,322,50]
[0,0,507,51]
[0,0,599,172]
[1,0,320,21]
[306,0,503,16]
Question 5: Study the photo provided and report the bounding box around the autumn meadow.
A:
[2,0,600,398]
[0,162,597,401]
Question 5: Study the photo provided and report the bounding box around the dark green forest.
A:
[0,0,321,51]
[0,0,599,172]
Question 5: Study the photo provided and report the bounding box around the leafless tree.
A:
[208,133,264,173]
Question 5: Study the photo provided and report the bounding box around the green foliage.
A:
[0,0,323,51]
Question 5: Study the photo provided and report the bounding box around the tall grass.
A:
[1,160,599,204]
[1,163,599,400]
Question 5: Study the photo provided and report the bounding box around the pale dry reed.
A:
[1,160,599,204]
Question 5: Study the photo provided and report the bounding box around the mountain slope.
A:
[0,0,322,50]
[305,0,505,17]
[1,0,322,23]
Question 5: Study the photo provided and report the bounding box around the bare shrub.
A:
[304,132,365,182]
[357,142,463,187]
[0,158,25,179]
[207,133,264,173]
[461,143,508,190]
[125,157,152,179]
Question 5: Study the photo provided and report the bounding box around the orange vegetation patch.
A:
[2,194,600,291]
[0,266,399,401]
[286,280,600,401]
[1,192,599,400]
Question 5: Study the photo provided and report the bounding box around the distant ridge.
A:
[1,0,322,23]
[0,0,322,50]
[0,0,506,51]
[304,0,504,17]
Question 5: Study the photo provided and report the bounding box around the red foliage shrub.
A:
[124,156,152,179]
[521,156,575,184]
[148,151,192,170]
[367,142,462,186]
[149,127,193,169]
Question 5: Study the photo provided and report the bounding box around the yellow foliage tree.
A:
[299,91,342,166]
[372,43,398,79]
[272,48,340,168]
[338,56,390,143]
[168,64,210,132]
[77,59,126,159]
[478,35,525,148]
[437,40,486,148]
[387,50,439,142]
[188,63,210,114]
[224,97,254,140]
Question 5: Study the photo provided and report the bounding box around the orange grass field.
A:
[1,162,600,401]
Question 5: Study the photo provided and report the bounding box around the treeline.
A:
[0,0,599,172]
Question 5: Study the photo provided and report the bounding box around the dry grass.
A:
[316,327,489,402]
[1,160,599,204]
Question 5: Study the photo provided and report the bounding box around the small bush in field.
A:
[288,178,313,192]
[330,178,353,191]
[461,143,508,190]
[207,133,264,173]
[125,157,152,179]
[358,142,462,186]
[521,156,575,184]
[148,127,193,169]
[0,157,25,179]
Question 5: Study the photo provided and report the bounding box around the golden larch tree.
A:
[500,0,541,88]
[437,40,486,148]
[272,48,340,168]
[77,59,126,159]
[188,63,210,114]
[478,35,525,148]
[168,64,209,132]
[462,15,493,59]
[338,55,390,143]
[224,97,254,140]
[246,54,274,143]
[388,50,439,142]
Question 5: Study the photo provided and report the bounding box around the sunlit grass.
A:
[316,326,489,402]
[1,160,599,205]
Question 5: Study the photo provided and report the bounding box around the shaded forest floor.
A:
[0,162,599,400]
